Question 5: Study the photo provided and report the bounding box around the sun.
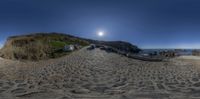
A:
[98,31,104,37]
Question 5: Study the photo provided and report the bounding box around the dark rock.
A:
[94,41,141,53]
[87,44,96,50]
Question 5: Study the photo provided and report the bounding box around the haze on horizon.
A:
[0,0,200,49]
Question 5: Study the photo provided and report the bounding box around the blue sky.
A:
[0,0,200,49]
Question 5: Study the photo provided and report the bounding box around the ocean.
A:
[140,49,197,56]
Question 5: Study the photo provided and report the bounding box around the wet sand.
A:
[0,47,200,99]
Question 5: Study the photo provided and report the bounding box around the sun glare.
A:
[98,31,104,37]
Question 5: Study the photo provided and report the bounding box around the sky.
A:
[0,0,200,49]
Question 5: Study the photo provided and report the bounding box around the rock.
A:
[95,41,141,53]
[159,51,176,58]
[87,44,96,50]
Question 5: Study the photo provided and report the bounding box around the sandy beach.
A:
[0,47,200,99]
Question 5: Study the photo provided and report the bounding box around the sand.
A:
[0,47,200,99]
[178,56,200,60]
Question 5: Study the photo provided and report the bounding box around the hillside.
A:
[0,33,140,61]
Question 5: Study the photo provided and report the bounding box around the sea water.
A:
[140,49,196,56]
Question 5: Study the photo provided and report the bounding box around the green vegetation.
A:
[49,40,89,48]
[49,41,67,48]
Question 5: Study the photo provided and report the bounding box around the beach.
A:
[0,47,200,99]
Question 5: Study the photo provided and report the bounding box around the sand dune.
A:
[0,47,200,99]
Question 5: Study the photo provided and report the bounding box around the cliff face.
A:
[0,37,50,60]
[97,41,141,53]
[0,33,140,61]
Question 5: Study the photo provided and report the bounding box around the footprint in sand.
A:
[193,82,200,87]
[15,80,24,84]
[11,88,27,94]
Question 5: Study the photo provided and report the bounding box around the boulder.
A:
[87,44,96,50]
